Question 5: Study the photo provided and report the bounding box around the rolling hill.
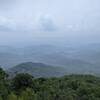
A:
[7,62,66,77]
[1,44,100,75]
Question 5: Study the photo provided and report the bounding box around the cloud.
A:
[0,16,17,32]
[0,14,58,33]
[0,0,100,35]
[37,15,57,32]
[0,0,17,12]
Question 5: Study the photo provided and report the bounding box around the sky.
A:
[0,0,100,45]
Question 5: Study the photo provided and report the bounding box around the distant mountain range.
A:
[1,43,100,75]
[7,62,66,77]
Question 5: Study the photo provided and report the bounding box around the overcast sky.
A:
[0,0,100,45]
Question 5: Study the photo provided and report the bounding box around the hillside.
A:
[1,67,100,100]
[0,44,100,74]
[7,62,66,77]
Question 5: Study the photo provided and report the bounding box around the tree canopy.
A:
[0,68,100,100]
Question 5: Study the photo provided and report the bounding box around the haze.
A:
[0,0,100,45]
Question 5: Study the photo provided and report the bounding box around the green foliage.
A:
[0,96,3,100]
[1,68,100,100]
[0,81,8,100]
[12,73,34,91]
[19,88,36,100]
[0,67,7,80]
[0,68,9,100]
[7,92,17,100]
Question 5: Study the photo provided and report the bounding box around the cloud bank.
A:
[0,0,100,45]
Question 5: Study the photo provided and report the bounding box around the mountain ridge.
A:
[7,62,66,78]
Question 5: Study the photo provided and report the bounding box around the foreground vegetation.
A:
[0,68,100,100]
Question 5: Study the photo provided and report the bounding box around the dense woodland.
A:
[0,67,100,100]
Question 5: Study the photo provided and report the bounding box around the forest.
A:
[0,67,100,100]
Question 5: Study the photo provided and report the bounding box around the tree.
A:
[19,88,36,100]
[0,96,3,100]
[0,68,8,100]
[12,73,34,91]
[0,67,7,80]
[7,92,17,100]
